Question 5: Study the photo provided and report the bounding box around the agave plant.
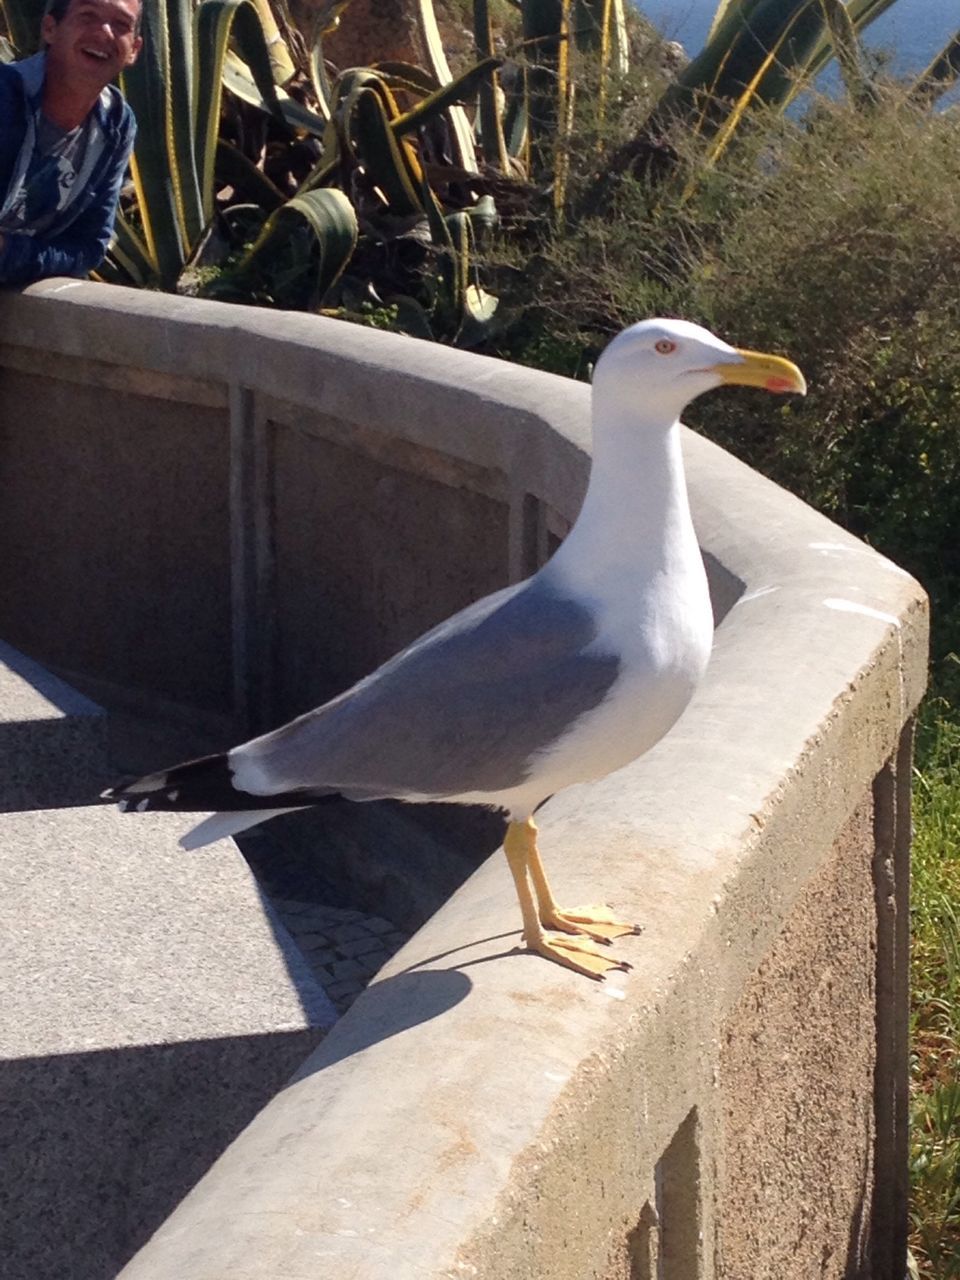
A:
[205,54,503,340]
[581,0,947,213]
[105,0,507,338]
[0,0,637,336]
[104,0,636,339]
[909,28,960,109]
[8,0,948,344]
[641,0,922,170]
[109,0,308,289]
[493,0,631,206]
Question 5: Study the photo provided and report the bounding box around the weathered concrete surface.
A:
[0,805,335,1280]
[270,419,510,719]
[0,363,232,713]
[716,797,877,1279]
[0,282,926,1279]
[0,638,109,809]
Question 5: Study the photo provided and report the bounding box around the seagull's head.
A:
[593,318,806,423]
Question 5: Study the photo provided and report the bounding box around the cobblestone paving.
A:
[270,898,410,1014]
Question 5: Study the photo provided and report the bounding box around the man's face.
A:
[42,0,142,92]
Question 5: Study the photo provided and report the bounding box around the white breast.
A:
[545,561,712,778]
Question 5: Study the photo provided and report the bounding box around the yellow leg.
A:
[527,834,640,942]
[503,818,632,981]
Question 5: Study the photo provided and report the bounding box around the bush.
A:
[492,91,960,698]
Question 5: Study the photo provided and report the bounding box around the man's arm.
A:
[0,114,135,285]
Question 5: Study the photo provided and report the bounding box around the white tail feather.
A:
[179,807,302,851]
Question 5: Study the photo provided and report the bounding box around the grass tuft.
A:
[912,708,960,1276]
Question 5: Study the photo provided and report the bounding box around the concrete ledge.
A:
[0,805,335,1280]
[0,283,927,1279]
[113,547,921,1280]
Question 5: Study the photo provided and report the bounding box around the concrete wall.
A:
[0,281,926,1279]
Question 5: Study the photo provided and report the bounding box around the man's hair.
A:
[44,0,143,35]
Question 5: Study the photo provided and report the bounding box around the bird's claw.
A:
[525,930,633,980]
[539,904,640,943]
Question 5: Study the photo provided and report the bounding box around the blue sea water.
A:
[635,0,957,82]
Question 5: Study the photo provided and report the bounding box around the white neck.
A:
[547,385,699,593]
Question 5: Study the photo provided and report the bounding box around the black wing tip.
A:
[103,753,344,814]
[102,780,181,813]
[102,755,224,812]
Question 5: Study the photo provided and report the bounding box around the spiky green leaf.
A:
[218,187,358,308]
[909,29,960,108]
[196,0,284,222]
[101,211,156,286]
[474,0,509,170]
[393,56,501,146]
[0,0,43,56]
[416,0,479,171]
[120,0,197,283]
[222,50,327,134]
[347,82,424,216]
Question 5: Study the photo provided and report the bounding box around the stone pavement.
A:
[267,898,410,1014]
[234,815,417,1016]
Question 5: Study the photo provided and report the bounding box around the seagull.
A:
[103,319,805,980]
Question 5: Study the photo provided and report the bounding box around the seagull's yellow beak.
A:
[710,348,807,396]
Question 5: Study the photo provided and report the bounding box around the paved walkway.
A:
[267,898,410,1014]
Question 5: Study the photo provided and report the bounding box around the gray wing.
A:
[232,575,621,802]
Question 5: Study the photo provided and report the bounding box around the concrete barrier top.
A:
[0,280,927,1279]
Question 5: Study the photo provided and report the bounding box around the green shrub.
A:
[494,91,960,699]
[686,96,960,699]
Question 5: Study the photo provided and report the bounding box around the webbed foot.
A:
[539,905,641,943]
[525,930,632,980]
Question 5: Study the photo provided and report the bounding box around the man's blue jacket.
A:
[0,51,136,284]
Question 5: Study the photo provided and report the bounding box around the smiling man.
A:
[0,0,142,284]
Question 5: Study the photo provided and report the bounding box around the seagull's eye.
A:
[655,339,677,355]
